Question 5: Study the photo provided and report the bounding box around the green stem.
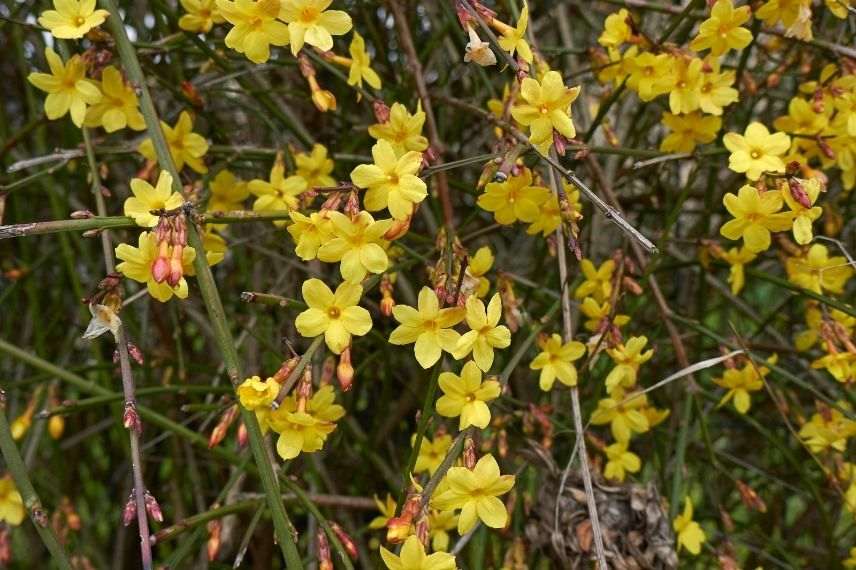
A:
[0,391,73,569]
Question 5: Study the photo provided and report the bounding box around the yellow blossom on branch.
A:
[780,178,822,244]
[369,102,429,153]
[115,232,196,302]
[598,8,633,48]
[579,297,630,332]
[627,52,672,102]
[452,293,511,372]
[216,0,289,64]
[415,433,453,475]
[347,31,382,90]
[248,159,308,226]
[689,0,752,57]
[84,66,145,132]
[603,441,641,482]
[713,356,776,414]
[317,211,392,283]
[124,171,184,228]
[716,245,757,295]
[467,246,494,297]
[668,57,704,115]
[269,385,345,459]
[369,494,396,530]
[389,287,464,368]
[179,0,224,32]
[27,48,101,128]
[0,476,25,527]
[433,454,515,534]
[698,62,739,115]
[350,140,427,220]
[605,336,654,392]
[511,71,581,155]
[723,122,791,180]
[38,0,109,39]
[138,110,209,173]
[785,244,854,295]
[494,2,532,63]
[590,389,651,442]
[207,170,250,213]
[436,360,501,430]
[574,258,615,303]
[478,168,550,225]
[673,497,706,555]
[287,210,333,260]
[295,144,336,188]
[719,185,792,252]
[379,535,457,570]
[660,112,721,154]
[295,278,372,353]
[279,0,352,56]
[529,333,585,391]
[236,375,279,410]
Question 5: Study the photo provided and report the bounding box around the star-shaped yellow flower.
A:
[124,171,184,228]
[279,0,352,55]
[27,48,102,128]
[294,278,372,354]
[347,31,381,91]
[380,535,457,570]
[452,293,511,372]
[689,0,752,57]
[217,0,289,64]
[351,140,427,220]
[368,102,429,154]
[477,167,550,225]
[179,0,224,33]
[436,360,501,430]
[511,71,581,155]
[317,211,392,283]
[674,497,706,555]
[389,287,465,368]
[248,159,308,226]
[84,66,146,133]
[529,333,586,391]
[138,111,209,173]
[115,232,197,303]
[719,185,792,252]
[38,0,109,39]
[433,454,515,534]
[723,122,791,180]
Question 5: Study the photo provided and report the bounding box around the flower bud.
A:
[144,490,164,522]
[321,356,336,386]
[384,217,411,241]
[48,415,65,440]
[372,100,390,123]
[337,348,354,392]
[237,421,249,448]
[167,245,184,287]
[122,493,137,527]
[209,405,238,448]
[123,402,142,434]
[330,522,358,560]
[207,519,222,561]
[317,529,333,570]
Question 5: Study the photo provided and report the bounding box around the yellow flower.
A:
[780,178,822,245]
[415,433,453,475]
[317,211,392,283]
[574,258,615,303]
[603,441,641,482]
[598,9,632,48]
[269,385,345,459]
[83,66,145,132]
[723,122,791,180]
[237,375,279,409]
[248,159,308,226]
[428,509,458,552]
[719,185,792,252]
[380,535,457,570]
[216,0,289,64]
[208,169,250,213]
[713,356,775,414]
[605,336,654,392]
[590,389,651,442]
[668,57,703,115]
[689,0,752,56]
[468,246,494,298]
[798,403,856,453]
[138,110,209,173]
[369,494,397,529]
[785,244,854,295]
[433,454,515,534]
[811,351,856,384]
[347,31,381,90]
[38,0,109,39]
[511,71,581,155]
[389,287,465,368]
[294,278,372,354]
[774,97,829,137]
[579,297,630,333]
[368,102,429,154]
[526,193,562,237]
[698,63,738,115]
[295,143,336,188]
[27,48,101,128]
[179,0,224,33]
[203,230,228,266]
[115,232,197,302]
[436,361,501,430]
[827,0,852,18]
[716,246,757,294]
[0,476,25,527]
[660,112,721,154]
[477,168,550,225]
[673,497,706,555]
[287,210,333,260]
[124,171,184,228]
[626,52,672,102]
[452,293,512,372]
[351,140,427,220]
[279,0,352,56]
[756,0,813,39]
[529,333,585,391]
[495,2,532,63]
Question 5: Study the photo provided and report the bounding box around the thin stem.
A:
[0,391,73,569]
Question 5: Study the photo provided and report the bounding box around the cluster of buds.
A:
[295,368,314,413]
[298,53,336,112]
[151,212,188,288]
[386,490,422,544]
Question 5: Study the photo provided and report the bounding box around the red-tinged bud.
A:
[272,356,300,383]
[144,490,164,522]
[414,514,430,547]
[321,356,336,386]
[423,146,439,165]
[127,342,144,365]
[151,255,170,283]
[180,80,204,109]
[209,405,239,448]
[320,192,343,213]
[70,209,94,219]
[167,245,184,287]
[463,436,477,469]
[812,90,825,113]
[622,276,643,295]
[207,519,222,561]
[372,100,390,123]
[330,522,358,560]
[317,529,333,570]
[237,421,248,448]
[0,526,10,565]
[553,131,568,156]
[337,348,354,392]
[123,402,141,434]
[788,178,812,209]
[386,516,413,544]
[384,217,411,241]
[122,492,137,526]
[344,190,361,218]
[735,480,767,513]
[816,136,835,160]
[380,290,395,317]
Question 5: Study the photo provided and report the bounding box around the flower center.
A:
[327,306,341,319]
[74,15,86,26]
[300,8,319,23]
[750,149,762,159]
